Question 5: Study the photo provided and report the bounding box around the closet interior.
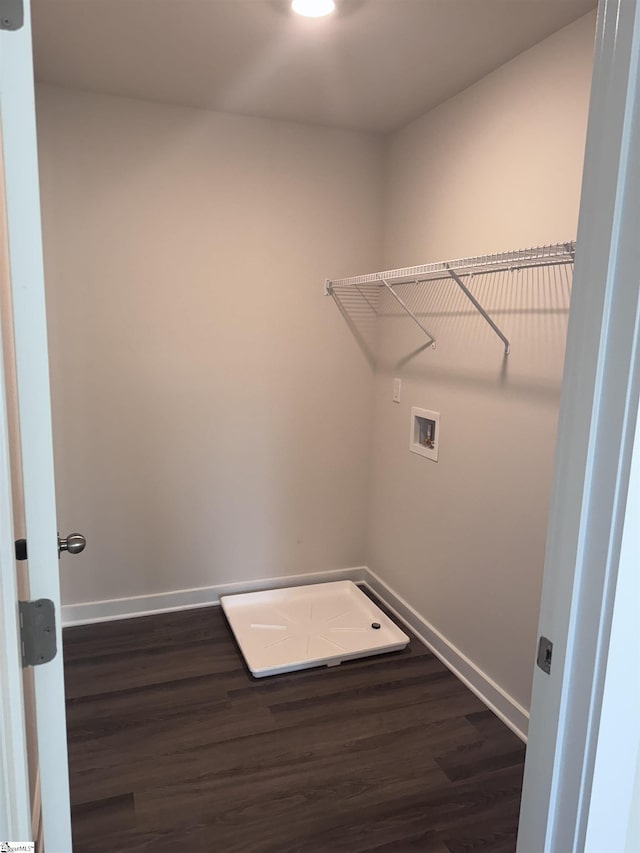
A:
[28,0,598,848]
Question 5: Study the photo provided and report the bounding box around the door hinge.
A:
[19,599,57,667]
[537,635,553,675]
[0,0,23,30]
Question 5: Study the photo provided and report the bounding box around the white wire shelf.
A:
[325,241,576,356]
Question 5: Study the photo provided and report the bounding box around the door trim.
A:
[518,0,640,849]
[0,203,31,839]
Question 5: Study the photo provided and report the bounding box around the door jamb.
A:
[518,0,640,849]
[0,236,31,841]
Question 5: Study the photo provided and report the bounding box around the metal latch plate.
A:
[537,635,553,675]
[19,599,57,667]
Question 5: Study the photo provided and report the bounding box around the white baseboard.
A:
[363,568,529,742]
[61,564,528,742]
[61,567,367,627]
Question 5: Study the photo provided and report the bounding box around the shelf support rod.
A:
[446,266,511,355]
[376,274,436,348]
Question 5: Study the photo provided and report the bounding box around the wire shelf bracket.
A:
[445,265,510,355]
[376,273,437,349]
[325,241,576,357]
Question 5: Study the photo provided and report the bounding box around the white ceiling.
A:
[32,0,596,134]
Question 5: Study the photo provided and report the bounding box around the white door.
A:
[0,1,73,850]
[517,0,640,850]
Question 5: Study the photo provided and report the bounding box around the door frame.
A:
[583,408,640,851]
[518,0,640,849]
[0,304,31,841]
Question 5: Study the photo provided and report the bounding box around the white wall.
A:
[36,87,384,606]
[368,12,596,714]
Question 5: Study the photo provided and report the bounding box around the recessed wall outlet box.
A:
[393,378,401,403]
[410,407,440,462]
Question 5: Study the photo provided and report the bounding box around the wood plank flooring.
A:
[63,595,526,853]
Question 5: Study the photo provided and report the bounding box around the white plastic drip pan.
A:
[220,580,410,677]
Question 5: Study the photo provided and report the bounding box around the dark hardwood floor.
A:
[63,595,525,853]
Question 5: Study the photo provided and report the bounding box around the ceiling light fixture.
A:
[291,0,336,18]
